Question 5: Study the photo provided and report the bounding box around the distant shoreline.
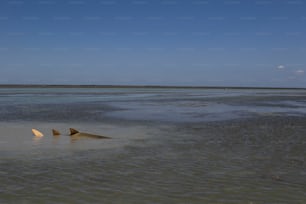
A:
[0,84,305,90]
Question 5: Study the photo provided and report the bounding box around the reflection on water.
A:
[52,135,60,145]
[0,88,306,203]
[32,135,43,143]
[1,88,306,123]
[33,133,89,145]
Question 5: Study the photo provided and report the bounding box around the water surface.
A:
[0,88,305,203]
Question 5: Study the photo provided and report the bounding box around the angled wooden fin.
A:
[32,129,44,137]
[69,128,79,136]
[52,129,61,136]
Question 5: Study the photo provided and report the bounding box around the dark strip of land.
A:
[0,84,305,90]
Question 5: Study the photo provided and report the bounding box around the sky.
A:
[0,0,305,87]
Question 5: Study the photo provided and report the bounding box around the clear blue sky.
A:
[0,0,305,87]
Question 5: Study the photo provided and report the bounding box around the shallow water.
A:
[0,88,306,203]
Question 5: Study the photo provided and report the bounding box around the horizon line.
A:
[0,84,306,90]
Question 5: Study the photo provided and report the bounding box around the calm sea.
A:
[0,87,305,203]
